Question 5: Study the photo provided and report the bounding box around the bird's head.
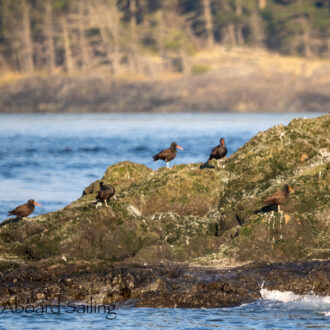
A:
[171,142,183,150]
[28,199,41,206]
[283,185,295,194]
[220,138,225,146]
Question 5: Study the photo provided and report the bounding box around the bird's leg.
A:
[105,199,109,208]
[278,205,281,212]
[167,162,169,168]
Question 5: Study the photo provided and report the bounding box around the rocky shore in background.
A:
[1,58,330,113]
[0,114,329,307]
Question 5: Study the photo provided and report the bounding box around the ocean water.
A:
[0,290,329,329]
[0,112,329,328]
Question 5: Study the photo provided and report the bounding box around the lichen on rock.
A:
[0,114,329,268]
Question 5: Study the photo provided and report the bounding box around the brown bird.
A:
[97,182,115,207]
[263,184,295,212]
[208,138,227,164]
[8,199,41,218]
[153,142,183,168]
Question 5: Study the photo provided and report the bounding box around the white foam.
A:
[261,288,302,302]
[261,288,330,313]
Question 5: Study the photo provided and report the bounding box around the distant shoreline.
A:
[1,47,330,114]
[0,72,329,114]
[0,111,326,115]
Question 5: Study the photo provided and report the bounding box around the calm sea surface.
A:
[0,291,329,329]
[0,112,328,328]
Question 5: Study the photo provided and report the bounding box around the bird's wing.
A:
[97,190,107,199]
[209,146,219,159]
[106,188,115,199]
[9,204,23,215]
[263,191,281,205]
[157,148,170,159]
[153,148,165,160]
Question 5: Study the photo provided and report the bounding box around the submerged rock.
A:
[0,114,328,306]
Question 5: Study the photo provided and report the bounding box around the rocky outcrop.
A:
[0,114,329,307]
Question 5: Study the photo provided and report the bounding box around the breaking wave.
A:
[261,288,330,315]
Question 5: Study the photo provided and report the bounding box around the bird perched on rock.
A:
[262,184,295,212]
[153,142,183,168]
[8,199,41,218]
[208,138,227,165]
[97,182,115,207]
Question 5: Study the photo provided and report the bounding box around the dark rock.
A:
[0,114,329,307]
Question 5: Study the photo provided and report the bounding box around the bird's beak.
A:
[34,202,41,206]
[176,145,183,150]
[289,187,295,193]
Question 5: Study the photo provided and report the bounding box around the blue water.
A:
[0,112,329,328]
[0,297,329,329]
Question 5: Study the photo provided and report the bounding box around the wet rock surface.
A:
[0,260,328,308]
[0,114,329,307]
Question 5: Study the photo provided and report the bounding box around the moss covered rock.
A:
[215,114,330,262]
[0,114,329,268]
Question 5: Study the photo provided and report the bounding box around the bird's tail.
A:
[200,162,214,169]
[254,204,278,214]
[153,155,159,161]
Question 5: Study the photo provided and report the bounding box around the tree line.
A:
[0,0,329,76]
